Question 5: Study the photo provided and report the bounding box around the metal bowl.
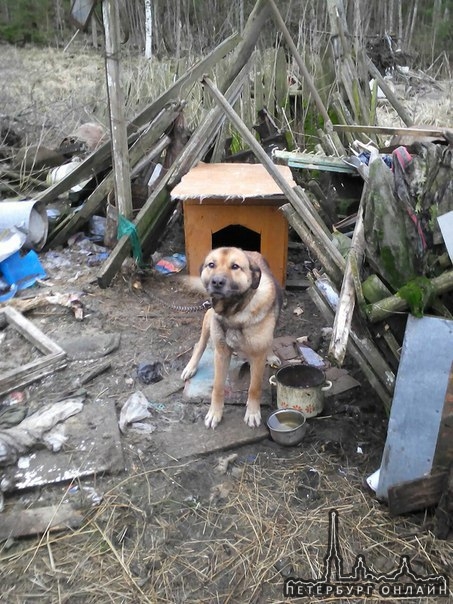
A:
[266,409,307,446]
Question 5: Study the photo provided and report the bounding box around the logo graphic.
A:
[284,509,449,599]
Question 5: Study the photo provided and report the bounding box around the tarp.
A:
[363,143,453,291]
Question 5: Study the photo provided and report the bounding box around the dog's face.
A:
[201,247,261,298]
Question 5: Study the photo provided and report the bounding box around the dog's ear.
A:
[250,262,262,289]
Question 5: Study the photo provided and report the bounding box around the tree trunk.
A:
[144,0,153,59]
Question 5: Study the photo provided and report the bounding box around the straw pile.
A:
[1,445,451,603]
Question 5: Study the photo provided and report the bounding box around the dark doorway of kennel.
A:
[211,224,261,253]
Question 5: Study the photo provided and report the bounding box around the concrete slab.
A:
[182,346,273,406]
[2,399,124,492]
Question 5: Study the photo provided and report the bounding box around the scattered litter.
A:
[272,336,299,361]
[0,227,26,264]
[119,391,152,433]
[86,252,109,267]
[0,199,48,251]
[324,367,361,396]
[137,361,164,384]
[0,405,28,429]
[154,253,186,275]
[295,468,321,506]
[129,422,157,434]
[0,396,85,466]
[367,468,380,492]
[209,479,234,503]
[214,453,238,474]
[82,486,103,506]
[0,249,46,296]
[296,342,329,369]
[88,215,106,242]
[274,558,294,578]
[293,305,304,317]
[42,425,68,452]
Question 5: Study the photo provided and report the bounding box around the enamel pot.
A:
[269,364,332,418]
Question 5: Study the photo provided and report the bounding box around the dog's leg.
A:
[205,344,231,429]
[181,309,212,381]
[243,352,267,427]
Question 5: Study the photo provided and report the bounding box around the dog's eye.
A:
[231,263,240,270]
[207,262,215,269]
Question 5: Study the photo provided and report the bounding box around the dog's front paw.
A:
[244,407,261,428]
[204,406,223,429]
[181,363,198,381]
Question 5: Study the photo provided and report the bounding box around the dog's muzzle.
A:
[207,275,228,295]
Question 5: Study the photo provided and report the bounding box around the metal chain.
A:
[141,287,211,313]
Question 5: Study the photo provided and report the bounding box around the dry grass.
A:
[0,44,281,152]
[1,449,451,603]
[376,77,453,130]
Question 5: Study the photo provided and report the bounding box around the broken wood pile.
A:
[1,0,452,414]
[1,0,453,525]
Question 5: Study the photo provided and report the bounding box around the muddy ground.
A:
[1,216,451,603]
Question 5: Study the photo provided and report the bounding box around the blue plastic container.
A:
[0,250,46,291]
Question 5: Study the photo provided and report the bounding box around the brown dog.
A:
[181,247,282,428]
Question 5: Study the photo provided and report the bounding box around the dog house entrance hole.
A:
[212,224,261,252]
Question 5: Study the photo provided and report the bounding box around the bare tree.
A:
[144,0,152,58]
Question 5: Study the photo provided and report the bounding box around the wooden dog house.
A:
[171,163,296,285]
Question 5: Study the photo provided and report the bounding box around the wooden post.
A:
[102,0,133,219]
[328,180,367,365]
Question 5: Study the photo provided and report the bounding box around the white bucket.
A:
[0,199,48,250]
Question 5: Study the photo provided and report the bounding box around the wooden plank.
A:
[328,178,368,366]
[434,466,453,539]
[0,352,67,397]
[268,0,330,125]
[367,269,453,323]
[2,306,65,355]
[131,34,239,133]
[333,124,450,138]
[273,150,356,173]
[0,505,84,540]
[151,406,269,461]
[0,307,67,395]
[387,471,448,516]
[365,55,414,126]
[308,274,393,410]
[2,399,124,492]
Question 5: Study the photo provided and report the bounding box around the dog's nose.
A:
[210,275,226,290]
